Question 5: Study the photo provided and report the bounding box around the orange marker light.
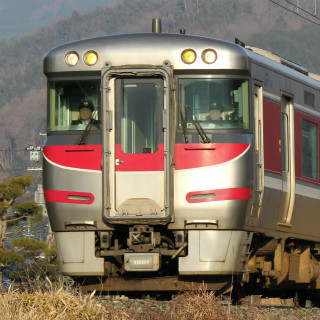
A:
[181,49,197,64]
[84,51,98,66]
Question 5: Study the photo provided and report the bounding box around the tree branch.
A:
[5,214,27,224]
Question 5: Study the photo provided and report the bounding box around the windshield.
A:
[47,80,100,131]
[178,78,250,131]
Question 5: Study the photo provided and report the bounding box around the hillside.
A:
[1,0,320,181]
[0,0,119,40]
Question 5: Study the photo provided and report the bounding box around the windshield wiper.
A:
[186,105,211,143]
[76,111,98,145]
[76,120,94,145]
[180,107,189,143]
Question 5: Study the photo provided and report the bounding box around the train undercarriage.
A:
[64,226,320,305]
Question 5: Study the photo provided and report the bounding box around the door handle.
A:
[116,159,125,165]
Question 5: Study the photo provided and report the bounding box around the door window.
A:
[116,78,163,154]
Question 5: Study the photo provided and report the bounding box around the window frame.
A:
[301,118,319,181]
[176,74,251,134]
[115,77,164,154]
[46,78,101,132]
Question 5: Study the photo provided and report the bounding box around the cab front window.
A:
[178,78,250,131]
[47,80,100,131]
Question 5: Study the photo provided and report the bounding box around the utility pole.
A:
[26,132,46,184]
[26,145,42,172]
[26,139,47,216]
[25,138,51,243]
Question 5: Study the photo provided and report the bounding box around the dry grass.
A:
[0,284,315,320]
[169,288,227,320]
[0,286,108,320]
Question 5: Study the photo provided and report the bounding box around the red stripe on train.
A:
[43,145,102,170]
[43,143,248,171]
[115,144,164,171]
[174,143,249,170]
[186,188,251,203]
[44,190,94,205]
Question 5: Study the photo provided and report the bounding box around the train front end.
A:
[43,29,254,292]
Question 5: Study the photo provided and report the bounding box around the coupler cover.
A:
[124,253,160,271]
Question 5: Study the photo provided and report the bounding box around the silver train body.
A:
[43,24,320,295]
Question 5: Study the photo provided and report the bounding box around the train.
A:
[43,19,320,301]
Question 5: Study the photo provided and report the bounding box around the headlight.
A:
[201,49,217,64]
[65,51,79,66]
[181,49,197,64]
[84,51,98,66]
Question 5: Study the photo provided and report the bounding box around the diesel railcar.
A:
[43,20,320,299]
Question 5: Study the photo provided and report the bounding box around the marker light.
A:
[201,49,217,64]
[181,49,197,64]
[84,51,98,66]
[65,51,79,66]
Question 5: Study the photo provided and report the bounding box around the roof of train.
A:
[43,32,320,89]
[245,45,320,87]
[43,32,250,74]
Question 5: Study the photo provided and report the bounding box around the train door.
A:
[102,69,171,223]
[277,94,295,227]
[249,83,264,226]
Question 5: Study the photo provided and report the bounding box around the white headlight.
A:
[65,51,79,66]
[201,49,217,64]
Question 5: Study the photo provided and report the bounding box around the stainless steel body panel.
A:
[171,144,252,229]
[44,33,249,75]
[55,231,104,275]
[252,173,320,241]
[43,154,106,231]
[179,230,252,274]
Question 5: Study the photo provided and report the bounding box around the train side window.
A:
[281,113,289,173]
[304,91,315,108]
[302,119,318,180]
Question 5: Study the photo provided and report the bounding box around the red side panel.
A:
[295,111,302,178]
[43,145,102,170]
[263,99,282,174]
[174,143,249,170]
[115,144,164,172]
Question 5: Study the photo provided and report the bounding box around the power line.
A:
[274,0,320,22]
[0,150,27,152]
[268,0,320,27]
[1,168,28,172]
[283,0,318,18]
